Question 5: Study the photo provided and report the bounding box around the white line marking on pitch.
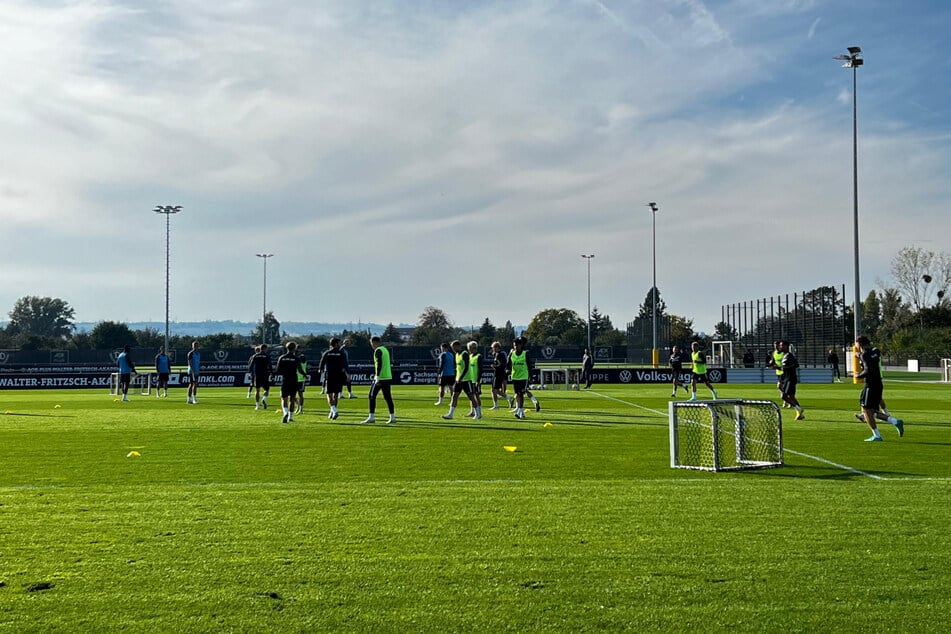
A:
[590,390,667,417]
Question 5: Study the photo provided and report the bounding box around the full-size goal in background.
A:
[669,399,783,471]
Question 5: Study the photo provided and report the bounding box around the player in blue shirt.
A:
[186,341,201,404]
[117,345,137,402]
[154,346,171,398]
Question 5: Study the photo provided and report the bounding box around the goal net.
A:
[669,399,783,471]
[109,372,153,396]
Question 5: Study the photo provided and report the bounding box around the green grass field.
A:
[1,381,949,632]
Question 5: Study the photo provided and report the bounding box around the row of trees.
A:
[6,246,947,357]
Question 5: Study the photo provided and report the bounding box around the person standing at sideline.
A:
[117,345,137,402]
[319,338,349,420]
[186,341,201,405]
[435,342,455,406]
[581,348,594,389]
[779,340,805,420]
[275,341,303,424]
[669,345,688,398]
[855,335,904,442]
[827,348,842,382]
[248,344,272,410]
[689,341,718,401]
[154,346,170,398]
[489,341,514,410]
[362,336,396,424]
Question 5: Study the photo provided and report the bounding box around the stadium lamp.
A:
[581,254,595,353]
[834,45,863,379]
[647,202,659,368]
[154,205,183,354]
[256,253,274,345]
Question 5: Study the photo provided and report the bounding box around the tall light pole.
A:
[647,202,659,368]
[834,46,863,380]
[256,253,274,344]
[581,254,595,353]
[153,205,182,355]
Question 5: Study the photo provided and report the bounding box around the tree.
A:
[636,287,668,320]
[135,327,164,349]
[340,329,372,350]
[890,246,950,313]
[411,306,454,346]
[525,308,586,346]
[380,323,403,344]
[89,321,137,350]
[496,320,516,347]
[713,321,738,341]
[7,296,75,339]
[476,318,496,346]
[669,314,695,345]
[877,288,912,344]
[861,290,882,338]
[251,311,281,345]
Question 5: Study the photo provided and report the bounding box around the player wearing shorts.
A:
[855,335,904,441]
[154,346,170,398]
[341,339,355,398]
[689,341,718,401]
[275,341,303,424]
[362,336,396,424]
[464,341,482,418]
[489,341,514,410]
[186,341,201,404]
[442,340,479,420]
[319,338,349,420]
[778,340,805,420]
[248,344,272,410]
[507,337,533,419]
[435,342,455,406]
[669,345,688,397]
[117,345,137,402]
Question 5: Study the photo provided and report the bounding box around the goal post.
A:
[942,359,951,383]
[109,372,153,396]
[711,340,734,368]
[669,399,783,471]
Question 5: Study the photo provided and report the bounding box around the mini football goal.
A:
[109,372,153,396]
[669,399,783,471]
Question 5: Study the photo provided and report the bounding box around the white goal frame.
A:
[711,340,734,368]
[942,358,951,383]
[109,372,153,396]
[669,399,783,471]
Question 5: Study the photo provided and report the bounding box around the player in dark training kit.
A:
[319,337,349,420]
[248,344,272,410]
[275,341,304,424]
[855,335,904,442]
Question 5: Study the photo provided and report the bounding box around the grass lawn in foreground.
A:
[1,381,949,632]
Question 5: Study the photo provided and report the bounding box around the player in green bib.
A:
[689,341,718,401]
[442,340,481,420]
[362,336,396,424]
[507,337,533,419]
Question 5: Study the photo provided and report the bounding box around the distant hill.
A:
[71,321,394,337]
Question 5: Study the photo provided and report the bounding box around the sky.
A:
[2,0,949,336]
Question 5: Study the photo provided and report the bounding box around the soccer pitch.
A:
[1,382,949,632]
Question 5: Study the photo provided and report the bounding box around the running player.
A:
[689,341,718,400]
[275,341,303,423]
[248,344,272,410]
[779,340,805,420]
[855,335,904,441]
[441,340,480,420]
[669,345,688,397]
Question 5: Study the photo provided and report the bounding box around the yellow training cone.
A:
[126,451,141,458]
[54,404,62,409]
[544,422,553,428]
[503,446,517,452]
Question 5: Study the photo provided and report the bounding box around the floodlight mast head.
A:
[834,46,863,68]
[647,202,658,212]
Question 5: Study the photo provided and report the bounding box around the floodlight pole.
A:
[256,253,274,344]
[581,254,595,352]
[153,205,182,354]
[834,46,863,380]
[647,202,659,368]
